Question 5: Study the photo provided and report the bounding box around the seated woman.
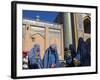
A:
[68,44,77,67]
[28,44,43,69]
[43,44,60,68]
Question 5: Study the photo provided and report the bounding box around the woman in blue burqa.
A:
[28,44,43,69]
[43,44,60,68]
[75,37,91,66]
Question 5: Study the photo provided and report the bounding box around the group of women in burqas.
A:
[28,37,91,69]
[28,44,60,69]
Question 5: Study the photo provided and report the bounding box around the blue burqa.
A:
[43,44,60,68]
[77,37,90,66]
[28,44,43,69]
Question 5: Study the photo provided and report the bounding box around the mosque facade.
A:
[22,12,91,69]
[22,18,64,60]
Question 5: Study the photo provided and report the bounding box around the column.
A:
[45,26,49,49]
[63,13,73,49]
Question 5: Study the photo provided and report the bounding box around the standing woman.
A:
[85,38,91,66]
[76,37,90,66]
[43,44,60,68]
[28,44,43,69]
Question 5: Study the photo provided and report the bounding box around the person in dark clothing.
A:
[69,44,77,61]
[76,37,91,66]
[85,38,91,66]
[66,44,77,67]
